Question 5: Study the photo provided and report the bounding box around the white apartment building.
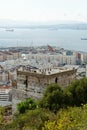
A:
[27,53,77,66]
[0,86,12,101]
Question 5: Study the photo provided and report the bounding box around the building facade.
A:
[0,86,12,101]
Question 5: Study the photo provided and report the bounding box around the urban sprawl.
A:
[0,45,87,119]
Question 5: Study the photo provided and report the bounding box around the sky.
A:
[0,0,87,23]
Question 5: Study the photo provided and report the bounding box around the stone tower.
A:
[13,67,77,100]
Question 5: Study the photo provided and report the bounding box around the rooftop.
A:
[17,65,77,76]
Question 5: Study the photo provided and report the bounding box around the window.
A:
[55,77,58,83]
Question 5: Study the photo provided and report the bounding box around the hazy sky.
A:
[0,0,87,22]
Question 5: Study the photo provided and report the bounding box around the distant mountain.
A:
[0,19,87,30]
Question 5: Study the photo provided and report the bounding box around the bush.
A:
[17,98,37,114]
[4,108,55,130]
[43,104,87,130]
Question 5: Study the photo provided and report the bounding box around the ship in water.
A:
[5,28,14,32]
[81,38,87,40]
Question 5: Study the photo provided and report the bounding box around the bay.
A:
[0,28,87,52]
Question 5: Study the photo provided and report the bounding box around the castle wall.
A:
[13,69,77,100]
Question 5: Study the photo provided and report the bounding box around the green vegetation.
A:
[4,108,55,130]
[0,106,5,129]
[39,78,87,112]
[43,104,87,130]
[2,78,87,130]
[17,98,37,114]
[39,84,65,112]
[67,78,87,106]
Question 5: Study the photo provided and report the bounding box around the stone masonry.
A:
[13,68,77,101]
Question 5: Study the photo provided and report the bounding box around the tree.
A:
[39,83,64,112]
[66,78,87,106]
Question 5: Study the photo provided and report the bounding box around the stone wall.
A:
[13,68,77,100]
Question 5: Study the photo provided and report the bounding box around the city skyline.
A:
[0,0,87,23]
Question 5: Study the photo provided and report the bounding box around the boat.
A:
[81,38,87,40]
[5,29,14,32]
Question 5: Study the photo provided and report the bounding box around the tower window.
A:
[55,77,58,83]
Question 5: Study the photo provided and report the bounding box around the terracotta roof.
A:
[0,86,11,89]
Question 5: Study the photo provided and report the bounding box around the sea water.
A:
[0,28,87,52]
